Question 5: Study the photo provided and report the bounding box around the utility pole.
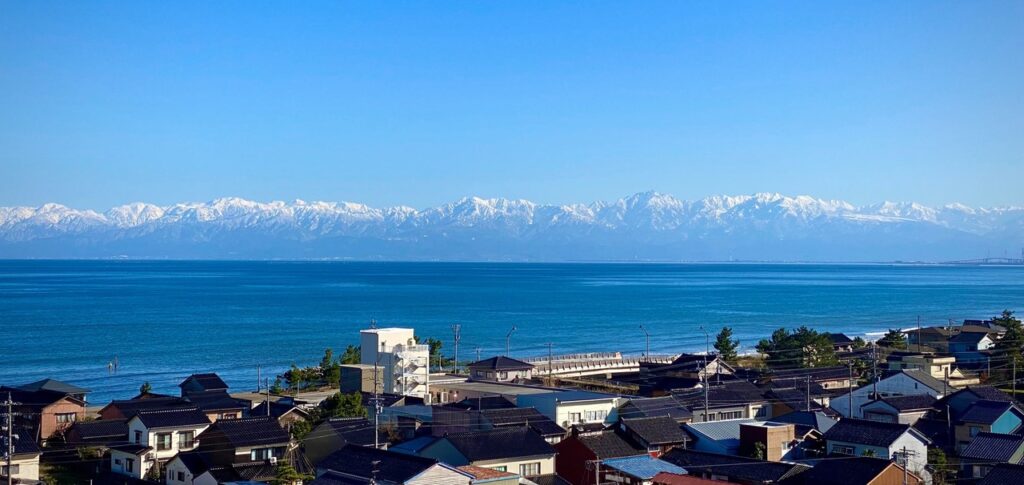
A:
[372,342,384,449]
[639,325,650,363]
[451,324,462,375]
[700,325,710,422]
[871,343,878,399]
[943,367,949,396]
[805,376,811,412]
[257,364,261,392]
[1014,358,1018,398]
[848,361,854,418]
[506,325,517,357]
[475,347,482,363]
[547,343,554,379]
[916,316,922,353]
[4,391,14,485]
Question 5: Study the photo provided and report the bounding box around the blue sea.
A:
[2,260,1023,403]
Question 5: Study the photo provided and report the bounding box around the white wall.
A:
[7,455,40,481]
[408,464,474,485]
[555,399,622,428]
[110,449,148,479]
[834,374,944,418]
[472,455,556,477]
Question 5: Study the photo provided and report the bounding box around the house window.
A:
[177,471,186,481]
[56,412,77,424]
[1,465,19,476]
[134,430,142,443]
[519,462,541,476]
[251,447,280,460]
[755,407,768,418]
[178,430,195,449]
[969,426,981,437]
[125,458,135,473]
[219,413,238,420]
[585,410,607,422]
[832,444,855,455]
[492,466,507,472]
[720,411,743,420]
[156,432,173,451]
[568,412,582,424]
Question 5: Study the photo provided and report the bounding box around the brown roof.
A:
[652,472,736,484]
[458,465,518,479]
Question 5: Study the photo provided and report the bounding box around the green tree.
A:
[289,419,312,440]
[994,310,1023,362]
[929,447,950,485]
[322,391,368,418]
[756,326,837,369]
[339,345,361,365]
[269,463,312,485]
[320,348,335,369]
[270,377,283,394]
[321,348,342,388]
[714,327,739,363]
[852,336,867,349]
[861,449,877,457]
[877,329,908,349]
[139,382,152,395]
[414,336,452,369]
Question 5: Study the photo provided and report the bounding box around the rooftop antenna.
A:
[369,318,377,329]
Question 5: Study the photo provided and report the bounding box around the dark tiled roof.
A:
[621,416,689,446]
[180,373,229,391]
[68,419,128,440]
[660,449,809,483]
[184,389,246,411]
[878,394,938,412]
[967,386,1017,403]
[10,428,40,455]
[231,461,278,481]
[109,443,153,455]
[770,411,837,434]
[309,471,371,485]
[823,418,920,448]
[528,475,572,485]
[673,380,766,410]
[824,333,854,345]
[665,354,719,372]
[481,407,566,437]
[103,396,191,417]
[620,396,693,421]
[325,417,378,447]
[979,463,1024,485]
[577,430,646,459]
[318,445,439,483]
[961,432,1024,461]
[951,332,992,343]
[468,356,534,371]
[793,456,899,485]
[445,427,554,462]
[961,400,1017,425]
[133,406,211,429]
[251,400,310,419]
[206,415,289,447]
[15,378,90,395]
[0,386,79,407]
[768,366,851,382]
[446,396,517,410]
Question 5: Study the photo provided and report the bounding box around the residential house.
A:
[824,333,855,352]
[904,326,954,352]
[768,411,837,436]
[179,373,229,395]
[737,422,801,461]
[659,449,811,485]
[788,456,923,485]
[303,417,378,465]
[1,428,41,482]
[978,463,1024,485]
[416,427,557,479]
[15,378,90,403]
[315,446,472,485]
[480,407,567,443]
[959,432,1024,481]
[644,354,735,381]
[618,416,689,456]
[554,429,646,485]
[860,395,937,425]
[954,400,1024,451]
[99,396,191,420]
[618,396,693,423]
[939,385,1016,419]
[821,418,930,482]
[651,473,735,485]
[949,332,996,353]
[193,415,290,466]
[831,370,948,418]
[682,419,757,456]
[457,465,521,485]
[181,390,247,422]
[886,353,978,387]
[599,455,687,485]
[0,386,86,443]
[763,366,854,391]
[673,381,771,422]
[111,406,211,478]
[468,356,535,383]
[65,419,129,449]
[517,390,624,429]
[250,400,311,429]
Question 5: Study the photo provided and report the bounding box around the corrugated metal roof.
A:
[602,455,687,479]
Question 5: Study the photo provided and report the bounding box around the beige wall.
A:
[472,455,555,477]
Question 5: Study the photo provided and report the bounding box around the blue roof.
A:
[389,436,438,455]
[602,455,687,479]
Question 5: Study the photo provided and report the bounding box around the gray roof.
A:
[684,419,757,445]
[16,378,90,395]
[443,427,555,462]
[769,411,837,434]
[961,432,1024,462]
[620,396,693,421]
[620,416,689,446]
[468,356,535,371]
[823,418,928,448]
[901,369,949,393]
[961,400,1020,425]
[876,394,938,412]
[576,430,646,459]
[979,463,1024,485]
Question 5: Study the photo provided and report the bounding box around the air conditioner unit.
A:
[268,457,278,465]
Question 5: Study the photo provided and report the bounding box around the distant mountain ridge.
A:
[2,192,1022,261]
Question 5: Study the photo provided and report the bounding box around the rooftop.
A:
[601,455,687,480]
[961,400,1019,425]
[961,432,1024,462]
[179,373,229,391]
[444,427,554,463]
[979,463,1024,485]
[876,394,938,412]
[317,446,440,483]
[16,378,90,395]
[576,430,646,459]
[620,396,693,421]
[132,406,211,429]
[468,356,535,371]
[205,415,289,447]
[795,456,906,485]
[769,411,837,434]
[660,449,810,484]
[823,418,926,448]
[457,465,519,480]
[621,416,689,446]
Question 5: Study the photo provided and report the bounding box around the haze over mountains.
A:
[2,192,1022,261]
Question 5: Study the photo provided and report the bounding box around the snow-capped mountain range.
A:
[2,192,1022,261]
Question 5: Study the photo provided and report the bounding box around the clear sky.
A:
[2,2,1022,210]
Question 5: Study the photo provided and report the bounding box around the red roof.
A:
[652,472,738,485]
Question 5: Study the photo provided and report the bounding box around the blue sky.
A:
[1,2,1022,209]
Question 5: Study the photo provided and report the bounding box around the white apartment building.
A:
[361,327,431,400]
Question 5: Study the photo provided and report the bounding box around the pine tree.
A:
[877,329,908,349]
[139,382,152,395]
[714,327,739,363]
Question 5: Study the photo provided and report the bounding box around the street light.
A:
[506,325,518,356]
[699,325,710,422]
[639,325,650,363]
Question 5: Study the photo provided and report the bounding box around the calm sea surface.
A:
[2,260,1023,403]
